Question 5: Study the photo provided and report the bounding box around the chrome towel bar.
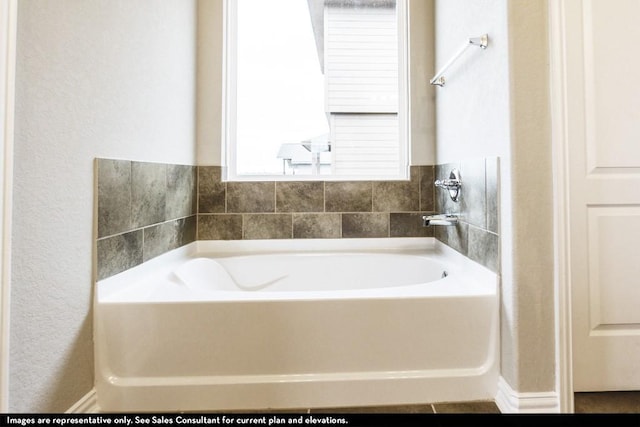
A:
[430,34,488,87]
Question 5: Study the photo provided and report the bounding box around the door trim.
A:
[0,0,17,413]
[549,0,574,413]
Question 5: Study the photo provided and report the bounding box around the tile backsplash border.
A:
[95,159,197,281]
[197,165,436,242]
[434,157,500,273]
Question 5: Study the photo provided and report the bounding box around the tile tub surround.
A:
[197,166,436,241]
[96,159,197,280]
[434,157,500,273]
[95,160,498,280]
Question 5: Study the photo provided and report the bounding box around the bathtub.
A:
[95,237,498,412]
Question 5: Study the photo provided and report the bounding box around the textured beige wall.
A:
[197,0,223,166]
[505,0,554,392]
[409,0,436,165]
[12,0,197,412]
[435,0,554,393]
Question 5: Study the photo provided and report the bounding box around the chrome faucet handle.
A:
[435,169,462,202]
[434,178,462,190]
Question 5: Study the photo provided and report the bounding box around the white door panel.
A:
[586,208,640,327]
[568,0,640,391]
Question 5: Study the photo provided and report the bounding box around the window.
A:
[223,0,409,181]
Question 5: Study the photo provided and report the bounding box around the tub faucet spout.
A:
[422,214,459,227]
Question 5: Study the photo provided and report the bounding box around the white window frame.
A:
[221,0,410,182]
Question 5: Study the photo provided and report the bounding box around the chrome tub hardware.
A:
[435,169,462,202]
[422,214,459,227]
[430,34,489,87]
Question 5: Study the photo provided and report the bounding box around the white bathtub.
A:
[95,237,499,412]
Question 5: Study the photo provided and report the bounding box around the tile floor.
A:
[574,391,640,413]
[181,393,640,414]
[213,400,500,414]
[309,400,500,414]
[235,392,640,414]
[313,392,640,414]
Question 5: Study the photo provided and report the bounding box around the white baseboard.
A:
[495,376,560,413]
[66,388,100,413]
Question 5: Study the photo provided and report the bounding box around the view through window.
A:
[224,0,408,180]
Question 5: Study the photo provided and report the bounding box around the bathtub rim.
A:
[96,237,498,303]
